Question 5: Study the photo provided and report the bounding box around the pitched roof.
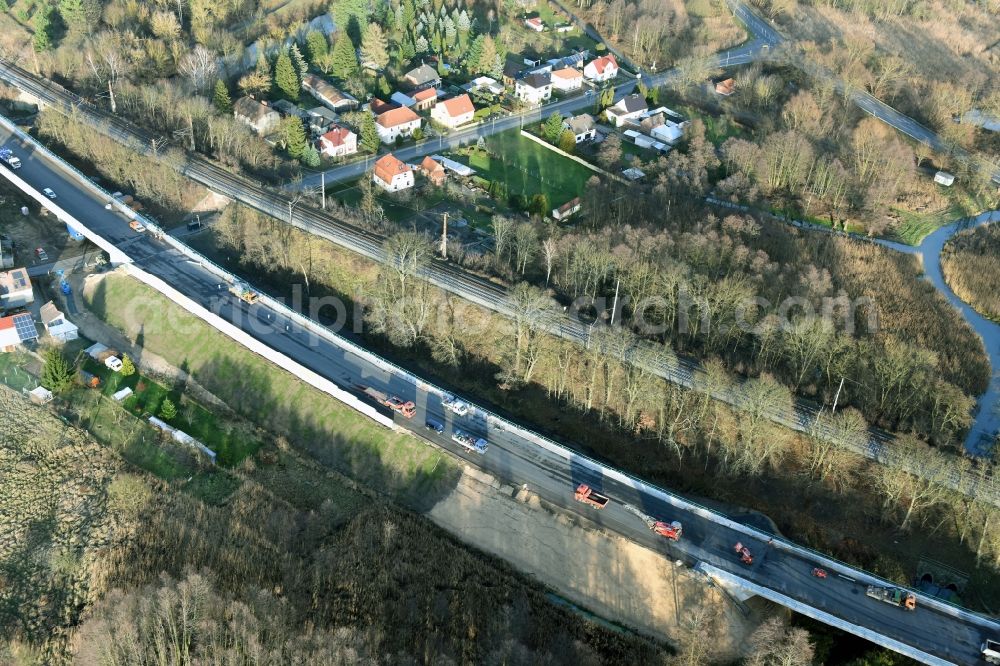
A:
[374,153,411,183]
[39,301,62,325]
[552,67,583,80]
[369,98,398,115]
[715,78,736,95]
[0,316,12,331]
[321,125,354,147]
[405,63,439,86]
[519,72,551,89]
[301,74,356,106]
[565,113,594,134]
[588,54,618,74]
[376,106,420,128]
[234,97,277,122]
[438,94,474,118]
[421,156,445,173]
[525,17,543,26]
[613,94,647,114]
[412,87,438,103]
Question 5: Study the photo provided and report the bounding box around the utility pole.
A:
[321,171,326,210]
[831,376,845,414]
[440,212,448,259]
[609,277,620,326]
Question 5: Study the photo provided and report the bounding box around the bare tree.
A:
[179,45,218,94]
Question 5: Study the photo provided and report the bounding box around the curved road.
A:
[2,121,998,666]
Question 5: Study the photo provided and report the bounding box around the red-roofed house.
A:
[524,17,544,32]
[551,67,583,92]
[715,78,736,96]
[376,106,422,143]
[0,312,38,351]
[421,156,446,186]
[584,54,618,82]
[318,125,357,158]
[373,154,414,192]
[412,87,438,111]
[370,98,398,115]
[431,94,475,129]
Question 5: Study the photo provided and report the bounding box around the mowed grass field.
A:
[455,130,595,205]
[84,272,459,507]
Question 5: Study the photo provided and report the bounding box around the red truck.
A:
[624,504,682,541]
[361,387,416,419]
[574,484,610,509]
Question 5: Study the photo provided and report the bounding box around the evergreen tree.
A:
[212,79,233,113]
[402,0,417,31]
[415,35,429,54]
[159,397,177,420]
[290,43,309,79]
[331,36,359,80]
[274,49,300,101]
[465,35,484,73]
[361,24,389,71]
[558,130,577,153]
[376,75,391,97]
[360,113,380,153]
[543,112,564,143]
[41,347,74,393]
[305,30,329,65]
[59,0,101,35]
[302,146,321,167]
[600,87,614,109]
[401,37,416,62]
[255,52,271,77]
[478,36,498,76]
[120,354,136,377]
[281,117,308,159]
[32,6,55,52]
[333,0,369,46]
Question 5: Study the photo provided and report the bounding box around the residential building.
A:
[404,63,441,90]
[302,73,358,111]
[0,312,37,351]
[584,54,618,82]
[369,98,398,115]
[606,94,647,127]
[651,122,683,144]
[318,125,358,158]
[271,99,308,120]
[421,156,447,186]
[373,153,414,192]
[715,78,736,96]
[564,114,596,143]
[233,97,280,135]
[551,67,583,92]
[514,72,552,106]
[0,267,33,310]
[40,301,78,342]
[463,77,505,96]
[431,94,475,129]
[375,106,422,143]
[412,87,439,111]
[524,17,544,31]
[431,154,476,177]
[390,91,417,108]
[552,197,581,220]
[306,107,338,136]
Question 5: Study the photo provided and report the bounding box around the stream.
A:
[874,210,1000,455]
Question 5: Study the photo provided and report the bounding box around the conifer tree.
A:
[212,79,233,113]
[274,49,300,101]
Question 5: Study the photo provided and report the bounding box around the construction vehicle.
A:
[574,484,610,509]
[452,429,488,454]
[866,585,916,611]
[0,147,22,169]
[361,386,416,418]
[812,568,828,579]
[982,639,1000,664]
[734,542,753,565]
[624,504,682,540]
[228,282,259,304]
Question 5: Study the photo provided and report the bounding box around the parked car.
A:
[442,394,470,416]
[425,418,445,434]
[129,220,146,232]
[34,247,48,261]
[42,188,56,199]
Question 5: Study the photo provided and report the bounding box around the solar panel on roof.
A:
[13,313,36,341]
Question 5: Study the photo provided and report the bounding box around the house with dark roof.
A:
[564,114,596,142]
[606,94,647,127]
[302,74,358,111]
[404,63,441,90]
[375,106,422,143]
[40,301,78,342]
[431,94,475,128]
[515,72,552,106]
[306,107,338,136]
[234,97,280,135]
[0,267,33,310]
[373,153,414,192]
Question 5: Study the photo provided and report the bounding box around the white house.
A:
[515,72,552,106]
[584,54,618,82]
[606,94,647,127]
[0,312,37,351]
[375,106,422,143]
[524,16,544,31]
[373,154,414,192]
[0,267,33,309]
[552,197,582,220]
[431,94,475,129]
[651,122,683,144]
[40,301,78,342]
[318,125,357,158]
[551,67,583,92]
[233,97,280,135]
[934,171,955,186]
[564,114,596,143]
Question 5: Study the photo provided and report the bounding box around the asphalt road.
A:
[2,126,997,666]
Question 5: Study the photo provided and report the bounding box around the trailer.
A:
[982,639,1000,664]
[623,504,682,540]
[452,429,488,454]
[865,585,916,611]
[0,148,22,169]
[360,386,416,418]
[574,484,610,509]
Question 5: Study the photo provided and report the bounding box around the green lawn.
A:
[328,180,449,224]
[453,130,594,206]
[891,205,961,246]
[85,273,458,507]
